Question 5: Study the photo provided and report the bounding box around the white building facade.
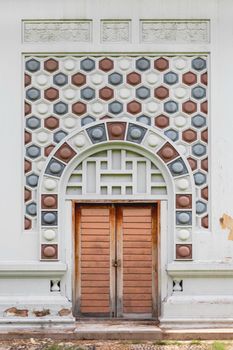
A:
[0,0,233,328]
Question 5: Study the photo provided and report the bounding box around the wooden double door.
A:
[74,204,158,319]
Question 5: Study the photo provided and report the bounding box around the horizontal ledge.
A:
[22,48,210,54]
[167,262,233,277]
[0,262,67,277]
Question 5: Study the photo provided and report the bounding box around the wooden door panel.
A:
[119,205,156,317]
[75,205,113,317]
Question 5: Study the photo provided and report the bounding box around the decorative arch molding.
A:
[38,120,195,262]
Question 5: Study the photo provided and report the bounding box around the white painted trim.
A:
[167,262,233,277]
[0,262,66,277]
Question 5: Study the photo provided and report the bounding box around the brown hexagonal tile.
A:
[24,159,32,173]
[201,186,208,200]
[176,194,192,209]
[71,73,86,86]
[99,58,114,72]
[187,157,197,170]
[25,131,32,144]
[99,87,114,101]
[182,100,197,114]
[44,144,55,157]
[72,102,86,115]
[201,157,208,171]
[201,101,208,114]
[154,86,169,100]
[41,194,58,209]
[201,215,208,229]
[155,114,169,129]
[182,71,197,85]
[25,102,31,116]
[24,74,31,87]
[127,72,141,86]
[157,142,179,163]
[54,142,76,163]
[154,57,169,71]
[201,72,208,85]
[25,217,32,230]
[44,87,59,101]
[127,100,141,115]
[24,188,32,202]
[182,129,197,143]
[44,116,59,130]
[44,58,59,72]
[201,129,208,143]
[107,122,126,140]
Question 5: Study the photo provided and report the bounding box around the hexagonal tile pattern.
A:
[154,86,169,100]
[71,73,86,86]
[108,72,123,86]
[24,55,209,231]
[109,101,123,114]
[44,88,59,101]
[136,86,150,100]
[164,71,178,85]
[182,129,197,143]
[136,58,150,71]
[127,72,141,86]
[26,88,41,101]
[44,116,59,130]
[44,59,59,72]
[81,87,95,100]
[154,58,169,71]
[99,87,114,101]
[182,100,197,114]
[155,115,169,129]
[127,100,141,115]
[182,72,197,85]
[72,102,86,115]
[99,58,114,72]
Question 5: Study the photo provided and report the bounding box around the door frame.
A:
[72,200,161,320]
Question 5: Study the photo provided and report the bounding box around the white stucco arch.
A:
[38,120,195,268]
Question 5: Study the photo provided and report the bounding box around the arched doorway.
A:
[38,120,195,319]
[65,145,167,318]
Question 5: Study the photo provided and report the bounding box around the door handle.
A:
[112,259,121,267]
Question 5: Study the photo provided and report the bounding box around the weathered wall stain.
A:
[220,214,233,240]
[58,308,71,316]
[33,309,50,317]
[5,307,28,317]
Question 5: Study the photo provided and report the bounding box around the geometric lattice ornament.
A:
[38,120,194,261]
[24,55,208,242]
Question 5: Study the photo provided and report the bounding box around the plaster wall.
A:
[0,0,233,327]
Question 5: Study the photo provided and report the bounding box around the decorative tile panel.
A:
[101,21,131,42]
[23,20,92,43]
[24,54,209,236]
[141,20,209,44]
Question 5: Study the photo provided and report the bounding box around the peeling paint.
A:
[5,307,28,317]
[33,309,50,317]
[58,308,72,316]
[220,213,233,240]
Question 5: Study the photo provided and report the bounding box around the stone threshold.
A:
[1,321,233,340]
